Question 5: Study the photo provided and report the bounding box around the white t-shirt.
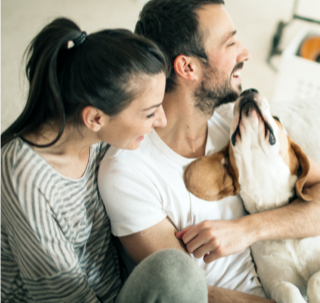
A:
[99,104,263,295]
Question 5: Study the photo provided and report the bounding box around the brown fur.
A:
[184,118,312,202]
[184,144,239,201]
[290,140,313,201]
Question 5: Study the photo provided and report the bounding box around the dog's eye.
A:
[273,116,281,123]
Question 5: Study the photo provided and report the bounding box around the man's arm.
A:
[176,156,320,264]
[120,218,275,302]
[119,217,186,264]
[208,286,275,303]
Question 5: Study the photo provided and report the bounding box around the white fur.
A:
[231,95,320,303]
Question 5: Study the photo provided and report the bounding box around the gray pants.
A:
[115,249,208,303]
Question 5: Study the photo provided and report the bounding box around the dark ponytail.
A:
[1,17,168,148]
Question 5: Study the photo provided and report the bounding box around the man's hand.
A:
[177,156,320,264]
[120,217,275,302]
[175,218,254,263]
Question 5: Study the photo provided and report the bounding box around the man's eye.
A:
[146,112,155,118]
[228,42,235,47]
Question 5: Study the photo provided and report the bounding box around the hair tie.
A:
[73,31,87,47]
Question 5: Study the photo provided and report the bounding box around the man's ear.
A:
[173,55,199,81]
[82,106,104,132]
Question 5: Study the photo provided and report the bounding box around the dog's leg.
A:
[271,281,306,303]
[307,271,320,303]
[252,242,307,302]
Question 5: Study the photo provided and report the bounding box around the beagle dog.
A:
[184,89,320,303]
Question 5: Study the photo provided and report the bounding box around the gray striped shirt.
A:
[1,138,122,303]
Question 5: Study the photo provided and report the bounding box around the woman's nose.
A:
[153,105,167,128]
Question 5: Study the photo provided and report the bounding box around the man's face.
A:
[194,4,250,115]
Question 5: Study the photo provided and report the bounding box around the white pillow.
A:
[270,99,320,166]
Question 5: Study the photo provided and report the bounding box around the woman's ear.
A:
[173,55,199,81]
[82,106,105,132]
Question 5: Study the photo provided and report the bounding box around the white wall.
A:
[2,0,319,131]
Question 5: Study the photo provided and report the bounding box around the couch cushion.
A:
[270,99,320,165]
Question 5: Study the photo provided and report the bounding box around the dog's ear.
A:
[228,142,240,195]
[184,143,239,201]
[289,139,313,201]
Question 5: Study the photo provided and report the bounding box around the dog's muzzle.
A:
[231,89,276,146]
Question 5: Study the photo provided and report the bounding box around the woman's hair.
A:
[1,17,168,148]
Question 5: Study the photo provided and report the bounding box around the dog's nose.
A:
[240,88,259,97]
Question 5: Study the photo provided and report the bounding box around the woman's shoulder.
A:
[2,139,45,209]
[1,139,108,183]
[2,138,35,174]
[2,138,54,193]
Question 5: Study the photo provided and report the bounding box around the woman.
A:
[1,18,207,303]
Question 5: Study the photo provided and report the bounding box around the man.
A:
[98,0,320,301]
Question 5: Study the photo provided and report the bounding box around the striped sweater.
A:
[1,138,122,303]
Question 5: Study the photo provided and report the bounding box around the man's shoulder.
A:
[105,136,154,163]
[99,133,158,180]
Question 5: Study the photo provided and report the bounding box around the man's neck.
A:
[155,90,212,158]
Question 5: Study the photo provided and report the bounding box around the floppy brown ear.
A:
[184,143,239,201]
[290,139,313,201]
[228,142,240,196]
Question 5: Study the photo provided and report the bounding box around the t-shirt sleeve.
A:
[98,154,167,237]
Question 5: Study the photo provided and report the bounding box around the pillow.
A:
[270,99,320,166]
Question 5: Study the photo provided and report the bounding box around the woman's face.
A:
[100,73,167,150]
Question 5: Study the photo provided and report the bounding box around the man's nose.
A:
[238,42,251,63]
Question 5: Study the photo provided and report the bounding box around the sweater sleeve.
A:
[1,185,101,303]
[1,140,120,303]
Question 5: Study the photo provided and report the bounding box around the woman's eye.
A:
[228,42,235,47]
[146,112,155,118]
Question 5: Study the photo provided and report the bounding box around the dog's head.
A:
[184,89,312,202]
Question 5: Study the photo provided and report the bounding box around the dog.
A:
[184,89,320,303]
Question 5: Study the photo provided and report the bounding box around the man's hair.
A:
[135,0,225,93]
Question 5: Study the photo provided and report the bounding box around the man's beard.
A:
[194,63,243,116]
